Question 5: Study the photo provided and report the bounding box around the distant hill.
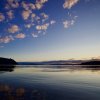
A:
[18,60,82,65]
[81,60,100,65]
[0,57,17,65]
[18,60,100,66]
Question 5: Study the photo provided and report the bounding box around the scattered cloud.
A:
[31,13,36,18]
[21,1,30,10]
[11,2,19,8]
[25,24,32,29]
[63,13,78,29]
[35,0,48,9]
[0,35,14,43]
[15,33,26,39]
[36,23,49,31]
[35,16,41,21]
[50,20,56,25]
[41,13,48,19]
[8,25,19,33]
[36,0,48,4]
[31,13,36,22]
[0,13,5,22]
[7,0,19,9]
[41,13,49,22]
[32,33,38,38]
[22,10,32,20]
[6,10,14,20]
[29,3,36,10]
[0,0,79,44]
[21,2,36,11]
[35,3,43,10]
[63,0,79,9]
[63,19,75,28]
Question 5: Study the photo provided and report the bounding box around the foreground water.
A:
[0,65,100,100]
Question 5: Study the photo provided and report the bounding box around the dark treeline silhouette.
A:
[81,60,100,65]
[0,57,17,65]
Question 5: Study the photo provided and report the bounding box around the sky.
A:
[0,0,100,62]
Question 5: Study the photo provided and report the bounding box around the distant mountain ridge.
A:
[18,60,82,65]
[18,60,100,65]
[1,57,100,66]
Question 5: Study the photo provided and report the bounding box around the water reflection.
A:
[1,65,100,100]
[0,84,46,100]
[0,65,15,72]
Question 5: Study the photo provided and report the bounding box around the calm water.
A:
[0,65,100,100]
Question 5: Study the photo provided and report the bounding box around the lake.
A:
[0,65,100,100]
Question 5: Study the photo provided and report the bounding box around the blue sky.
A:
[0,0,100,61]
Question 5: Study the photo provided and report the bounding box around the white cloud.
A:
[0,35,14,43]
[41,13,49,22]
[7,0,19,8]
[36,23,49,30]
[11,2,19,8]
[91,56,100,60]
[50,20,56,25]
[35,3,43,10]
[35,0,48,10]
[7,10,14,20]
[16,33,26,39]
[21,1,29,10]
[41,13,48,19]
[22,10,32,20]
[63,0,79,9]
[29,3,36,10]
[36,0,48,4]
[35,16,41,24]
[63,20,69,28]
[36,25,42,30]
[63,20,75,28]
[0,13,5,22]
[8,25,19,33]
[32,33,38,38]
[38,31,42,34]
[31,13,36,22]
[25,24,32,29]
[35,0,48,9]
[21,2,36,10]
[35,16,40,21]
[31,13,36,18]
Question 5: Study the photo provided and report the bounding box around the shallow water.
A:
[0,65,100,100]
